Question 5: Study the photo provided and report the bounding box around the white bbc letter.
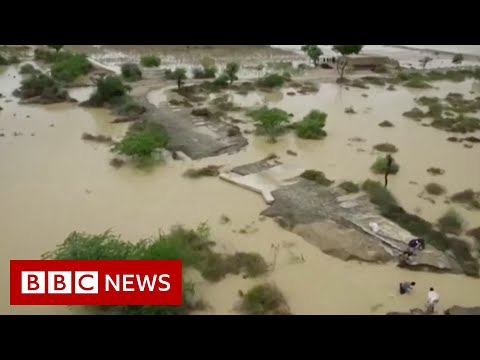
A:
[105,275,120,292]
[123,275,135,291]
[74,272,98,294]
[48,272,72,294]
[158,274,171,292]
[21,272,45,294]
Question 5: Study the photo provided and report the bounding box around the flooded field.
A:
[1,46,480,315]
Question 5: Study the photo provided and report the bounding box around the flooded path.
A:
[1,60,480,315]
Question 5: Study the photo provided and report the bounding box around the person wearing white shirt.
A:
[426,287,440,314]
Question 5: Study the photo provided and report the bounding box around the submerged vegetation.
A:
[437,209,464,235]
[13,73,69,103]
[239,283,290,315]
[183,165,221,178]
[51,53,92,83]
[300,170,334,186]
[121,63,142,82]
[295,110,327,140]
[373,143,398,153]
[140,55,161,67]
[339,181,360,194]
[371,156,400,175]
[425,183,446,196]
[42,224,269,314]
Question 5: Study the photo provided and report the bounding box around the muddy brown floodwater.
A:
[1,62,480,315]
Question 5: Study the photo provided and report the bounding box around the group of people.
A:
[398,238,440,314]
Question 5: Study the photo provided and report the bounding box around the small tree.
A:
[225,62,239,85]
[173,68,187,89]
[332,45,364,79]
[121,63,142,82]
[296,110,327,139]
[140,55,161,67]
[47,45,64,53]
[113,127,169,159]
[250,107,290,143]
[419,56,433,69]
[301,45,323,67]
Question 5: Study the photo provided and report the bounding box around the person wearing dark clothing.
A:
[384,154,393,188]
[399,281,415,294]
[401,238,425,262]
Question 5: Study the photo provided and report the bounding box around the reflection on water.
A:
[1,65,480,315]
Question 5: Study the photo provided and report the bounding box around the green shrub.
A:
[425,183,446,195]
[199,252,269,282]
[437,209,464,235]
[256,73,285,88]
[115,98,146,117]
[403,107,425,119]
[121,63,142,82]
[295,110,327,139]
[371,156,399,175]
[373,143,398,153]
[193,64,217,79]
[34,48,71,63]
[213,73,229,87]
[51,53,92,83]
[19,64,39,74]
[225,62,240,85]
[427,167,445,176]
[452,54,464,64]
[140,55,161,67]
[113,126,168,159]
[15,73,67,100]
[240,283,290,315]
[0,54,8,65]
[249,106,290,142]
[300,170,333,186]
[378,120,394,127]
[87,76,130,106]
[339,181,360,193]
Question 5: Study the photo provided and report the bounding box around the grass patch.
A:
[121,63,142,82]
[140,55,161,67]
[437,209,464,235]
[295,110,327,140]
[371,156,400,175]
[256,73,285,88]
[239,283,290,315]
[51,53,92,83]
[425,183,446,195]
[373,143,398,153]
[183,165,221,178]
[361,76,386,86]
[300,170,334,186]
[378,120,394,127]
[339,181,360,194]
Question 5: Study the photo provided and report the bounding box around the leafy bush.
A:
[339,181,360,193]
[373,143,398,153]
[256,73,285,88]
[371,156,399,175]
[113,126,168,159]
[192,64,217,79]
[437,209,464,235]
[15,73,67,100]
[86,76,131,106]
[249,106,290,142]
[427,167,445,176]
[240,283,290,315]
[362,179,399,208]
[301,45,323,67]
[452,54,464,64]
[140,55,161,67]
[121,63,142,82]
[213,74,229,87]
[300,170,333,186]
[378,120,394,127]
[295,110,327,139]
[34,48,71,63]
[403,107,425,119]
[425,183,446,196]
[19,64,39,74]
[51,53,93,83]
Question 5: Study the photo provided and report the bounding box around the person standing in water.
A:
[384,154,393,188]
[399,281,415,295]
[426,287,440,314]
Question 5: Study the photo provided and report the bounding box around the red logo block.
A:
[10,260,182,306]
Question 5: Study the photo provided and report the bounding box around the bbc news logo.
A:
[10,260,182,305]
